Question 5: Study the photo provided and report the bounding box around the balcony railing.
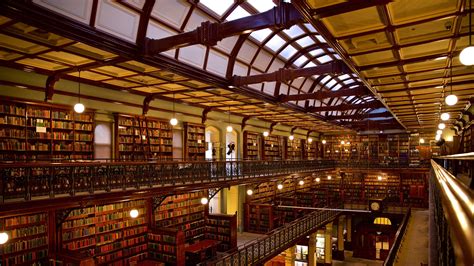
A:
[0,159,335,203]
[200,205,341,266]
[383,208,411,266]
[430,153,474,266]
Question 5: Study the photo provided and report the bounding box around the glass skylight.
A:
[345,96,355,102]
[283,25,304,38]
[247,0,276,12]
[309,49,324,56]
[226,6,251,21]
[304,62,316,68]
[250,28,272,42]
[316,35,327,43]
[331,84,342,91]
[296,36,314,47]
[326,79,337,88]
[318,55,332,64]
[280,45,297,59]
[293,55,308,67]
[344,79,355,85]
[320,75,331,84]
[304,23,317,32]
[266,34,285,51]
[338,74,350,80]
[201,0,233,16]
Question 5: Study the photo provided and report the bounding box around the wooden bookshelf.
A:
[286,138,303,160]
[400,173,427,207]
[1,212,48,266]
[263,135,281,160]
[59,200,148,266]
[148,227,185,266]
[205,213,237,252]
[0,99,94,161]
[243,131,260,160]
[115,114,173,161]
[305,140,317,160]
[244,203,274,233]
[184,122,205,161]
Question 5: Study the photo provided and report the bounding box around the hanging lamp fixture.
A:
[74,70,85,113]
[460,0,474,65]
[226,106,233,133]
[445,58,458,106]
[170,93,178,126]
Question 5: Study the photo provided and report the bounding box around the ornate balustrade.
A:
[200,205,341,266]
[0,159,335,202]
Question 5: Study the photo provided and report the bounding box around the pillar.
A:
[334,216,345,260]
[308,232,317,266]
[345,214,353,250]
[324,222,332,265]
[285,245,296,266]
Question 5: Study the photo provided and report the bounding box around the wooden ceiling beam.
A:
[311,0,393,18]
[279,86,367,102]
[145,2,302,54]
[326,111,392,120]
[307,101,383,112]
[233,61,347,86]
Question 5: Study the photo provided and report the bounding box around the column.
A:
[334,215,345,260]
[285,245,296,266]
[346,214,352,250]
[324,222,333,265]
[308,232,317,266]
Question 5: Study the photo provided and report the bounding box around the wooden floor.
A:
[394,209,429,266]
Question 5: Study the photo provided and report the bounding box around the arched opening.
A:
[374,217,392,225]
[205,126,220,160]
[94,123,112,160]
[226,129,238,160]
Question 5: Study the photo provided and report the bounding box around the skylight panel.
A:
[304,23,317,32]
[266,34,285,51]
[283,25,304,38]
[296,36,314,47]
[293,55,308,67]
[316,35,327,43]
[309,49,324,56]
[250,28,272,42]
[248,0,276,12]
[318,55,332,64]
[326,79,337,88]
[280,45,297,59]
[338,74,350,80]
[345,96,355,102]
[331,84,342,91]
[344,79,355,85]
[226,6,251,21]
[304,62,316,68]
[201,0,233,16]
[320,75,331,84]
[334,54,341,59]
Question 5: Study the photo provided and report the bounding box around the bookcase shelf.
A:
[263,135,281,160]
[286,138,303,160]
[59,200,148,266]
[205,213,237,252]
[184,122,205,161]
[0,212,48,266]
[0,99,94,161]
[115,114,173,161]
[243,131,260,160]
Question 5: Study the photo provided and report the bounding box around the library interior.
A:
[0,0,473,266]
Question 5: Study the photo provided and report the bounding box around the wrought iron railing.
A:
[0,159,335,202]
[383,208,411,266]
[335,160,430,169]
[430,155,473,266]
[200,205,341,266]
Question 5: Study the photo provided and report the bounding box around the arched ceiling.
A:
[0,0,471,133]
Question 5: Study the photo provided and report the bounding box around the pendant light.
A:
[74,70,85,113]
[460,0,474,65]
[289,135,294,141]
[441,112,450,121]
[263,118,269,137]
[445,58,458,106]
[170,93,178,126]
[438,123,446,129]
[226,106,233,132]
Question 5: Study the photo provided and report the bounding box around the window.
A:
[94,123,111,160]
[226,6,250,21]
[248,0,275,12]
[201,0,233,16]
[266,34,285,51]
